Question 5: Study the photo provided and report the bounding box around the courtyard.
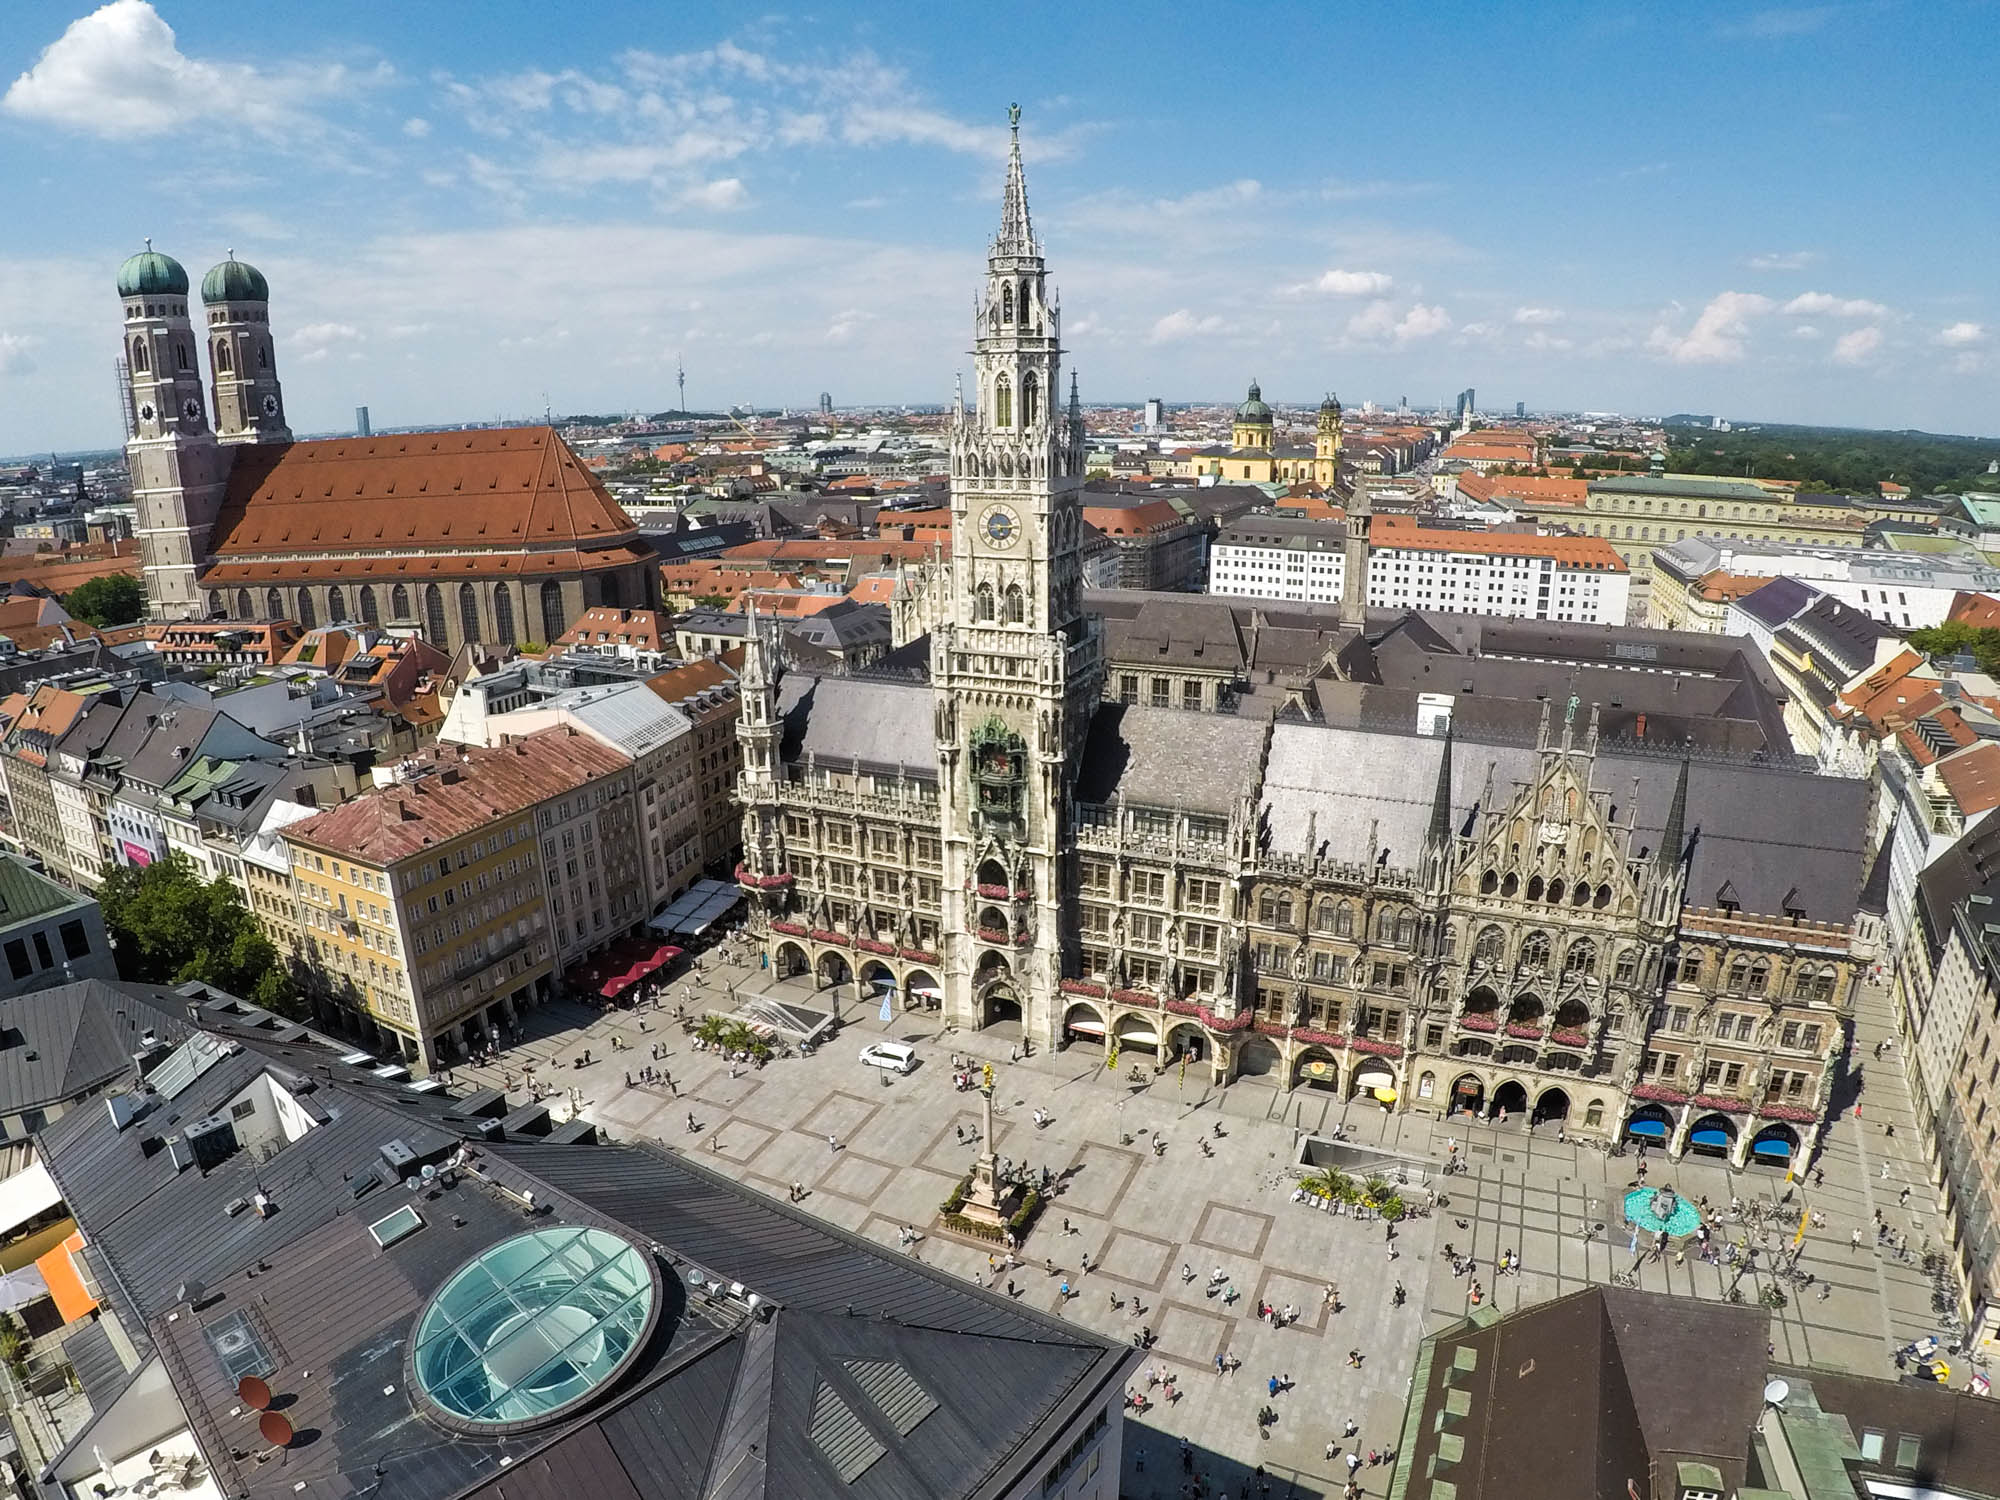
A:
[452,946,1961,1499]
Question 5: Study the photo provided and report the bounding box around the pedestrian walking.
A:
[686,1111,698,1133]
[1348,1348,1363,1368]
[1851,1228,1863,1250]
[828,1133,839,1152]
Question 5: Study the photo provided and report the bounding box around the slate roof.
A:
[776,674,935,774]
[1398,1287,1768,1500]
[0,979,191,1115]
[1733,574,1820,630]
[33,981,1131,1500]
[1073,704,1267,815]
[1257,721,1869,922]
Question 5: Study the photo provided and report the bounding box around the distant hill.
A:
[1666,420,2000,495]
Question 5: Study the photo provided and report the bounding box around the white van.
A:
[859,1041,916,1074]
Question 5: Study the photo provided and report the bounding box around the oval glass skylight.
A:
[411,1226,659,1431]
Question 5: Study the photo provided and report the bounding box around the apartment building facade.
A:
[281,729,638,1068]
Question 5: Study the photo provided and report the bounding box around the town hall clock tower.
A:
[934,106,1103,1042]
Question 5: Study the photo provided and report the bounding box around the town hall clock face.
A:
[983,505,1020,547]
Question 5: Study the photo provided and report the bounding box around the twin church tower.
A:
[116,244,288,618]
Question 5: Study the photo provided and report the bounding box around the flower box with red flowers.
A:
[734,864,792,890]
[1060,978,1107,997]
[1206,1008,1254,1032]
[770,921,807,937]
[854,938,895,956]
[1253,1019,1290,1037]
[1163,997,1200,1016]
[1348,1036,1402,1057]
[1112,988,1154,1006]
[1631,1083,1687,1104]
[975,883,1010,899]
[1505,1022,1546,1041]
[1549,1028,1590,1048]
[1692,1094,1751,1113]
[975,927,1010,944]
[1757,1103,1818,1124]
[809,929,849,947]
[1011,931,1034,947]
[1012,889,1033,901]
[899,948,941,965]
[1292,1027,1343,1047]
[1459,1014,1499,1032]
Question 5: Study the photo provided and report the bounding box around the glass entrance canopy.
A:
[412,1226,660,1432]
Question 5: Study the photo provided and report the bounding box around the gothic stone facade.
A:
[732,113,1865,1165]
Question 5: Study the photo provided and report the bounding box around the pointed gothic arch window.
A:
[1747,958,1770,995]
[1003,584,1024,624]
[297,589,317,630]
[359,586,380,626]
[207,592,222,616]
[1564,941,1597,977]
[994,375,1012,428]
[131,339,148,373]
[1022,372,1039,427]
[391,583,411,620]
[975,583,995,622]
[424,584,447,646]
[257,345,269,368]
[326,586,346,622]
[214,341,232,373]
[493,584,516,643]
[1474,925,1505,964]
[1518,931,1551,972]
[175,343,189,371]
[540,580,566,643]
[265,588,282,619]
[235,589,251,617]
[1726,955,1750,993]
[459,582,482,644]
[1001,284,1014,324]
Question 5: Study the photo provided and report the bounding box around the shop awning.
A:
[596,941,682,999]
[1355,1068,1395,1089]
[1373,1087,1398,1103]
[1689,1127,1731,1148]
[1119,1028,1161,1045]
[1625,1117,1670,1138]
[1752,1136,1795,1158]
[1066,1019,1106,1036]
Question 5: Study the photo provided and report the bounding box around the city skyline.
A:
[1,0,1995,452]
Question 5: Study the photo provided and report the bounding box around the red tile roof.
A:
[206,426,641,563]
[286,727,631,866]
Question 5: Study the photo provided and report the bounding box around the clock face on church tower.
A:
[982,505,1019,547]
[261,394,280,417]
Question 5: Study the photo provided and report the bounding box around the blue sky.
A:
[2,0,1996,452]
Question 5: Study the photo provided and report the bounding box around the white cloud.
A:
[1455,321,1497,340]
[1782,291,1888,318]
[0,334,38,377]
[1938,321,1987,347]
[1313,269,1394,297]
[1647,291,1772,364]
[1720,6,1839,39]
[1792,324,1821,338]
[2,0,383,141]
[291,321,362,364]
[1832,325,1884,365]
[1149,309,1225,343]
[403,116,431,139]
[1748,250,1818,271]
[435,43,1033,202]
[1512,306,1563,325]
[1396,303,1451,341]
[1346,300,1449,344]
[1523,331,1573,352]
[681,177,748,210]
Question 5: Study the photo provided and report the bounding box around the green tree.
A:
[97,853,301,1017]
[64,572,146,627]
[1908,621,2000,676]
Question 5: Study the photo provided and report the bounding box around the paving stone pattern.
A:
[448,946,1958,1500]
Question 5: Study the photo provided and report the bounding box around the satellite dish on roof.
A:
[258,1412,293,1449]
[1763,1378,1790,1407]
[236,1375,271,1411]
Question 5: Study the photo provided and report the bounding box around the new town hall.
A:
[735,112,1870,1167]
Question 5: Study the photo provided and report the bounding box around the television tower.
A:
[676,355,686,417]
